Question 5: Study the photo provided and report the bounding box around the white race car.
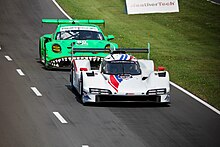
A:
[70,47,170,104]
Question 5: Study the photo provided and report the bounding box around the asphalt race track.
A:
[0,0,220,147]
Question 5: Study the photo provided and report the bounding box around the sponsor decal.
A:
[108,75,123,92]
[126,0,179,14]
[77,40,88,45]
[60,26,99,32]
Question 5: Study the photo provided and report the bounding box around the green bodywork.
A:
[39,19,118,68]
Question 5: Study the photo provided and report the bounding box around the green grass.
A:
[56,0,220,109]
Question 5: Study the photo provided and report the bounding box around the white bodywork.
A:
[70,53,170,104]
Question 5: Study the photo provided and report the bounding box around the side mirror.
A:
[44,36,52,42]
[107,35,114,41]
[158,66,165,71]
[80,68,88,71]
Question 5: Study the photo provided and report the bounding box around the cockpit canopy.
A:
[101,60,141,75]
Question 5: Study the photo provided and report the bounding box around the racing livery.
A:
[70,46,170,104]
[39,19,118,68]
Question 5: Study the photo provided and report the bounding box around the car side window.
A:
[101,61,107,73]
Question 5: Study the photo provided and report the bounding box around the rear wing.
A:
[71,42,151,60]
[42,19,105,25]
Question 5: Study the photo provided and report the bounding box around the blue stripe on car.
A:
[115,75,123,82]
[119,54,124,60]
[124,54,128,60]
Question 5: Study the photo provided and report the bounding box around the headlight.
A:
[105,44,110,49]
[89,88,112,95]
[147,89,157,95]
[52,44,61,53]
[147,89,166,95]
[156,89,166,95]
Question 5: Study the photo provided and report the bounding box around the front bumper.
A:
[96,95,161,102]
[82,93,170,103]
[47,56,103,68]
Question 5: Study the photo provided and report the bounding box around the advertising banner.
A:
[126,0,179,14]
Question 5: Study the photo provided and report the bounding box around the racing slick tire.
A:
[39,40,42,63]
[70,65,74,90]
[39,39,49,69]
[79,72,86,105]
[43,47,49,69]
[79,72,83,97]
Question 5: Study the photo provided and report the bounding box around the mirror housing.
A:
[107,35,114,41]
[43,34,52,42]
[80,68,88,71]
[158,66,165,71]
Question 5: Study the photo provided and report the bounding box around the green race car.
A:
[39,19,118,69]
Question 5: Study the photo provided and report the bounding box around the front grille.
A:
[96,95,161,102]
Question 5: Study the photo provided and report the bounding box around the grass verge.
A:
[56,0,220,109]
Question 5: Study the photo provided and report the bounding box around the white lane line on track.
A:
[53,0,220,115]
[52,0,72,20]
[170,82,220,115]
[31,87,42,97]
[82,145,89,147]
[53,112,68,124]
[16,69,25,76]
[5,55,13,61]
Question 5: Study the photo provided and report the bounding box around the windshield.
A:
[56,30,104,40]
[103,61,141,75]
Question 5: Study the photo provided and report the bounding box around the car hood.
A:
[106,75,147,94]
[58,40,113,48]
[46,40,115,61]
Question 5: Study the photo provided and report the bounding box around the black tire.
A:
[79,72,83,96]
[39,39,48,69]
[39,40,42,62]
[70,65,74,90]
[79,72,84,104]
[44,46,48,69]
[43,39,50,69]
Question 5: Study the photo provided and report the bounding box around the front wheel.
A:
[70,67,74,90]
[43,48,49,69]
[79,72,83,97]
[39,40,42,62]
[39,40,49,69]
[79,72,86,104]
